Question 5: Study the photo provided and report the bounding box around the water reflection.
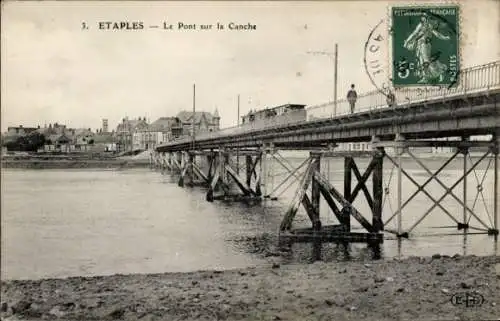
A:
[298,240,382,263]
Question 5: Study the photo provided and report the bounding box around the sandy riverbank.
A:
[1,255,499,321]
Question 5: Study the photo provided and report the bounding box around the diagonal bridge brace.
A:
[192,162,210,185]
[279,157,315,231]
[404,150,492,233]
[384,151,461,227]
[171,157,182,172]
[408,150,492,231]
[267,154,310,199]
[347,157,377,211]
[314,171,375,233]
[225,164,259,196]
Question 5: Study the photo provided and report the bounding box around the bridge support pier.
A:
[460,136,470,231]
[204,150,262,203]
[492,133,499,236]
[177,152,188,187]
[160,152,169,174]
[395,134,406,238]
[279,149,385,246]
[373,137,498,238]
[261,144,268,199]
[166,153,174,173]
[171,152,181,173]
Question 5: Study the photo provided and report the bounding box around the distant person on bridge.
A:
[347,84,358,114]
[386,90,396,107]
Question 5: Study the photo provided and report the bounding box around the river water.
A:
[2,155,498,280]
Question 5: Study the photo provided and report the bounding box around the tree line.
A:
[2,133,49,152]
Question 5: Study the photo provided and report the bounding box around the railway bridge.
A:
[152,60,500,245]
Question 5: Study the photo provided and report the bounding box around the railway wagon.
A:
[240,104,307,130]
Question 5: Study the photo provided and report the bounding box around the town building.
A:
[133,117,183,150]
[3,125,40,146]
[72,128,95,152]
[116,117,149,152]
[175,110,220,136]
[44,133,73,152]
[6,125,39,137]
[92,132,117,152]
[102,119,109,133]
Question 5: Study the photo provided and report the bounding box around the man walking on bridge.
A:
[386,90,396,107]
[347,84,358,114]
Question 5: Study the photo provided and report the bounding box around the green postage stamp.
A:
[391,5,460,87]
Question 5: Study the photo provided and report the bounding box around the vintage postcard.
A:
[1,1,499,321]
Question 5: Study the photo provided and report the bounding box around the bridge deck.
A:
[157,61,500,152]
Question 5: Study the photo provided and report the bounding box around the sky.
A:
[1,0,499,131]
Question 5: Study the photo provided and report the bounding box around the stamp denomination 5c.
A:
[391,6,460,87]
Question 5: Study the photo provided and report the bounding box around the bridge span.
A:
[152,60,500,246]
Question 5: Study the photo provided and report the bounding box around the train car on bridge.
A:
[241,104,307,128]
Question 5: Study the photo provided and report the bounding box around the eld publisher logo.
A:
[450,292,485,308]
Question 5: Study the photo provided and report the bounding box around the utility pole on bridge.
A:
[192,84,196,151]
[237,94,240,174]
[307,42,339,117]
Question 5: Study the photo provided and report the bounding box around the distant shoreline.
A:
[1,158,150,169]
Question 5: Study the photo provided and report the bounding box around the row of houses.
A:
[117,110,220,151]
[2,109,221,153]
[2,123,118,153]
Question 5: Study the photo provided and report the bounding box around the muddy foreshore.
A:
[1,255,499,321]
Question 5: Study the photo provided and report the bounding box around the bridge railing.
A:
[159,60,500,147]
[307,60,500,119]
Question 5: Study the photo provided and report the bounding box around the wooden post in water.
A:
[372,149,384,232]
[494,133,499,235]
[311,154,321,230]
[188,152,194,186]
[207,153,213,182]
[261,144,267,198]
[343,157,352,231]
[246,155,252,188]
[462,136,469,229]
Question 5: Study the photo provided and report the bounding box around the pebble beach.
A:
[1,255,499,321]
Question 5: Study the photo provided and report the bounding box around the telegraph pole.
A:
[307,42,339,117]
[333,43,338,117]
[236,94,240,174]
[192,84,196,151]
